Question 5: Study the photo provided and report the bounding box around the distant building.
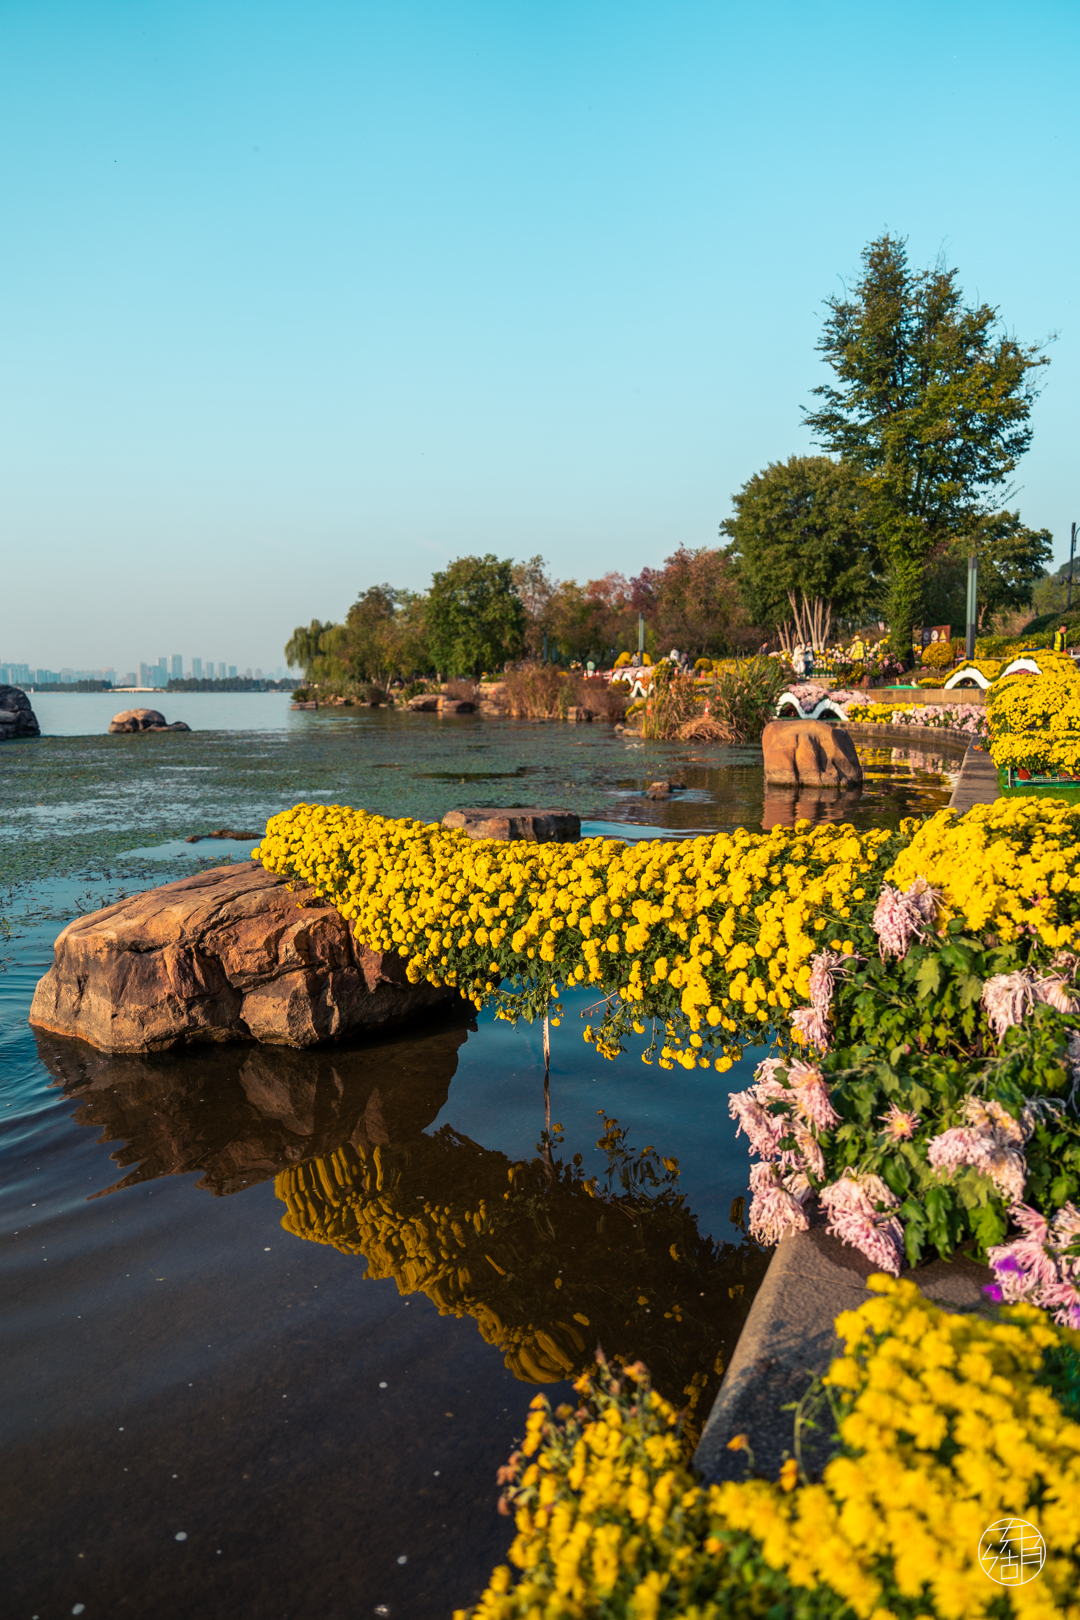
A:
[171,654,183,678]
[217,662,226,679]
[191,657,203,679]
[228,665,237,679]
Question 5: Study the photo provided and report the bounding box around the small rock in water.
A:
[109,708,191,734]
[0,684,41,741]
[184,829,262,843]
[645,779,685,799]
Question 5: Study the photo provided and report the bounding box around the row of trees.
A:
[287,236,1054,683]
[286,548,756,686]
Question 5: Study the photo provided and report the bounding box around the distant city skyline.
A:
[0,653,289,689]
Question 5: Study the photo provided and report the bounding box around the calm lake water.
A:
[0,700,963,1619]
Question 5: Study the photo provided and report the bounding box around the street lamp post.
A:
[1067,522,1078,613]
[965,551,979,661]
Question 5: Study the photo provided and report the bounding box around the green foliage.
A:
[426,554,527,678]
[921,511,1053,633]
[819,918,1080,1265]
[721,454,879,630]
[707,656,789,742]
[804,235,1049,663]
[284,618,336,681]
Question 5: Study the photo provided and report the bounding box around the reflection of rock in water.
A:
[761,786,862,830]
[277,1130,768,1446]
[33,1016,472,1198]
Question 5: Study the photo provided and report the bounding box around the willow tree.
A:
[803,235,1049,663]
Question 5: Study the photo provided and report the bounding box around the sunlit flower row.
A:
[460,1276,1080,1620]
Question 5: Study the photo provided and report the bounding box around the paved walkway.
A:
[947,742,1000,812]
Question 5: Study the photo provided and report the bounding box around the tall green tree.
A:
[720,454,878,630]
[340,584,430,686]
[426,554,527,678]
[804,235,1049,662]
[284,619,336,680]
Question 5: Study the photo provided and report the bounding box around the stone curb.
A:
[842,721,976,753]
[693,1226,991,1484]
[947,743,1001,812]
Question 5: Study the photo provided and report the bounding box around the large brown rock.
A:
[28,863,455,1054]
[442,806,581,842]
[109,707,191,733]
[761,719,863,788]
[0,684,40,740]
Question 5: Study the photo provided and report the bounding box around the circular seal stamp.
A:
[979,1518,1046,1585]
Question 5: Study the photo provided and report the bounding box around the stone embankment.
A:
[109,708,191,733]
[694,1220,991,1483]
[0,684,40,740]
[29,864,454,1053]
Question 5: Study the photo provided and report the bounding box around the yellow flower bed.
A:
[461,1276,1080,1620]
[988,654,1080,776]
[253,799,1080,1064]
[950,659,1004,682]
[254,804,902,1065]
[888,797,1080,947]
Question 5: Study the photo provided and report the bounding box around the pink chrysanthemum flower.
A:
[808,950,852,1011]
[987,1201,1080,1326]
[1051,1202,1080,1248]
[747,1161,811,1246]
[819,1171,904,1275]
[871,877,939,961]
[1034,973,1080,1015]
[981,971,1037,1039]
[928,1098,1034,1203]
[728,1090,786,1160]
[787,1060,841,1131]
[790,1004,831,1052]
[878,1102,920,1141]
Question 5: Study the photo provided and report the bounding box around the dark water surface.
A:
[0,710,962,1619]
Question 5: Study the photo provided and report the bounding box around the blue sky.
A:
[1,0,1077,671]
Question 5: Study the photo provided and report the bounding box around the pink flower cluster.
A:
[746,1162,813,1246]
[986,1202,1080,1329]
[819,1171,905,1275]
[836,700,989,736]
[926,1097,1049,1205]
[871,877,938,961]
[730,1057,839,1244]
[981,969,1079,1041]
[790,949,856,1053]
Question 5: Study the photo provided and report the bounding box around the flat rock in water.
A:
[0,684,40,740]
[438,697,476,714]
[28,864,455,1053]
[761,719,862,788]
[442,807,581,843]
[109,707,191,733]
